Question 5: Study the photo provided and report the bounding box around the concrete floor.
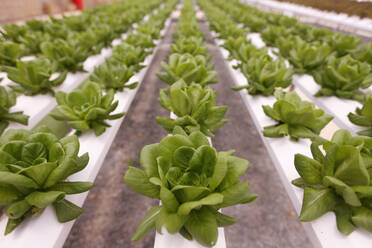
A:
[63,18,313,248]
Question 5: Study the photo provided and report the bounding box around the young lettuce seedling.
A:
[4,58,67,96]
[157,53,217,86]
[51,82,124,136]
[156,80,228,137]
[262,90,333,142]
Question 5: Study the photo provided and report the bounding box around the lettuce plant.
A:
[313,55,372,101]
[329,33,362,57]
[51,82,124,136]
[292,129,372,235]
[137,22,162,40]
[25,19,46,32]
[111,43,150,72]
[0,24,27,43]
[261,25,290,47]
[173,21,205,42]
[0,41,23,67]
[156,80,228,137]
[91,24,116,49]
[233,55,292,96]
[302,27,333,43]
[285,37,331,74]
[241,15,266,32]
[124,129,257,246]
[0,126,93,234]
[262,90,333,141]
[352,43,372,65]
[89,60,138,92]
[19,31,50,55]
[0,86,29,134]
[232,43,268,68]
[125,33,155,49]
[157,53,218,86]
[216,23,247,40]
[41,39,90,72]
[171,37,210,58]
[348,96,372,136]
[4,58,67,95]
[221,37,250,61]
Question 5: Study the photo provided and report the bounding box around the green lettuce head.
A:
[0,126,92,234]
[51,82,124,136]
[156,80,228,137]
[348,96,372,136]
[262,90,333,142]
[313,55,372,101]
[157,53,217,86]
[124,129,257,247]
[233,55,293,96]
[292,129,372,235]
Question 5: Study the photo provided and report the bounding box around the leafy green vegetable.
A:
[41,39,90,72]
[0,86,29,134]
[281,36,331,74]
[110,42,150,72]
[156,80,228,137]
[352,43,372,65]
[51,82,124,136]
[124,130,257,246]
[230,42,268,67]
[261,25,291,47]
[262,90,333,141]
[240,15,266,32]
[329,33,361,57]
[233,55,293,96]
[0,126,93,234]
[157,53,218,86]
[171,37,210,59]
[4,58,67,96]
[292,129,372,235]
[0,24,27,43]
[173,20,204,42]
[19,31,50,55]
[215,23,247,40]
[221,36,251,61]
[0,41,23,67]
[313,55,372,101]
[89,60,138,92]
[348,97,372,136]
[137,22,162,40]
[125,33,155,49]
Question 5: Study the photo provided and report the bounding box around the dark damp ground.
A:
[63,9,372,248]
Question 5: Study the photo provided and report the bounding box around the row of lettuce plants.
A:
[210,0,372,138]
[124,1,257,247]
[0,0,177,236]
[199,0,372,236]
[0,0,164,136]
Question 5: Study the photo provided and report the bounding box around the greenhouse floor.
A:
[63,18,312,248]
